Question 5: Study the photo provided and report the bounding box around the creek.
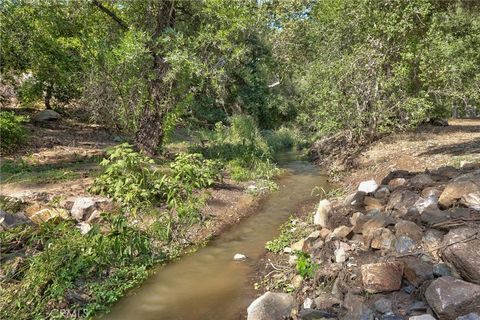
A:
[104,153,329,320]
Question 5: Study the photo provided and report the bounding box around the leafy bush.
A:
[89,143,160,208]
[295,251,318,279]
[0,111,27,152]
[90,144,222,211]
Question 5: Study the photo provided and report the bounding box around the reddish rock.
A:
[388,178,406,189]
[361,262,404,293]
[425,276,480,320]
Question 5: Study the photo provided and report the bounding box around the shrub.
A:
[89,143,160,208]
[0,111,27,152]
[90,144,222,211]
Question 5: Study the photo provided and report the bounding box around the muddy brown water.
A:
[103,154,329,320]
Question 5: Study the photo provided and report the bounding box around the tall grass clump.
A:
[192,115,280,181]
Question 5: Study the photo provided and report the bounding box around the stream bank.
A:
[252,120,480,320]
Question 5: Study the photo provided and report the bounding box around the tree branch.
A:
[91,0,129,31]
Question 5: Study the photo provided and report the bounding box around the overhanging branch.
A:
[92,0,129,31]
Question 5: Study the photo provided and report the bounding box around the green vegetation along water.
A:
[103,154,329,320]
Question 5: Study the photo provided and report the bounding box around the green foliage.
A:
[90,143,222,212]
[265,217,306,254]
[89,143,159,207]
[270,0,480,139]
[0,111,27,152]
[0,215,157,320]
[295,251,318,279]
[193,115,281,182]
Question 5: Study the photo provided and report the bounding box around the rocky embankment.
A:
[250,164,480,320]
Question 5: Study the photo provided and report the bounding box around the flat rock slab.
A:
[425,276,480,320]
[361,261,404,293]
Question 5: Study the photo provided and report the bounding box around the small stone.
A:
[291,239,305,252]
[415,196,439,214]
[303,297,313,309]
[425,276,480,320]
[457,313,480,320]
[395,221,423,242]
[361,262,404,293]
[409,173,436,189]
[364,196,384,212]
[358,180,378,194]
[402,257,434,287]
[433,262,453,277]
[71,197,96,221]
[421,208,451,225]
[330,225,352,239]
[343,292,374,320]
[374,298,392,314]
[288,254,298,266]
[314,199,331,227]
[233,253,247,261]
[389,178,406,189]
[387,189,421,217]
[409,315,436,320]
[283,247,292,254]
[247,292,295,320]
[350,212,364,226]
[374,186,391,200]
[395,236,415,254]
[319,228,332,240]
[0,210,29,229]
[461,193,480,210]
[313,294,341,310]
[76,222,92,235]
[408,301,427,312]
[334,248,347,263]
[370,228,396,251]
[34,109,61,121]
[422,187,442,198]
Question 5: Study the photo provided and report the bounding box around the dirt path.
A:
[343,119,480,192]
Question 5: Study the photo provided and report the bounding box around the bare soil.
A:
[342,119,480,193]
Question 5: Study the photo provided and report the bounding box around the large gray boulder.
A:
[33,109,61,122]
[442,227,480,284]
[425,276,480,320]
[247,292,294,320]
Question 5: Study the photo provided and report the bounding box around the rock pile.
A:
[0,193,113,234]
[250,164,480,320]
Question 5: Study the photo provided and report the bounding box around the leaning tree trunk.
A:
[134,2,176,155]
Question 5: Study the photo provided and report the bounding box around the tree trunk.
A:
[134,1,176,155]
[44,83,53,109]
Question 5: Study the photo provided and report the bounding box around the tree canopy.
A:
[1,0,479,153]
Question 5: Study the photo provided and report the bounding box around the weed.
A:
[265,218,309,253]
[295,251,318,279]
